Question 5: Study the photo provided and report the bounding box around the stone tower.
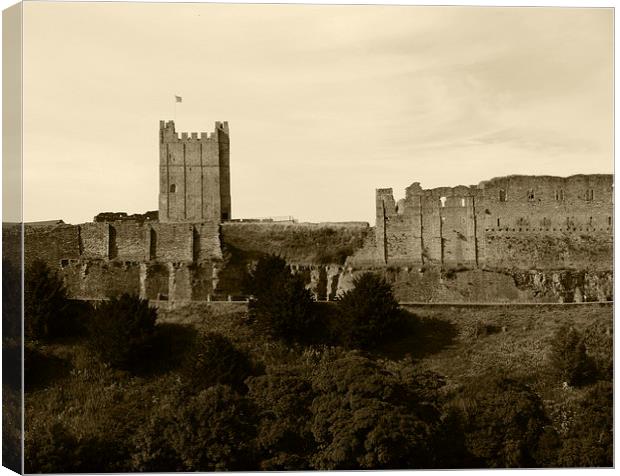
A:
[158,120,231,223]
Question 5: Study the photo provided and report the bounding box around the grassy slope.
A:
[25,303,612,464]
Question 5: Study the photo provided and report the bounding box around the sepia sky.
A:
[21,2,613,224]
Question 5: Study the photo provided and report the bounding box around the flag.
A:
[175,95,182,103]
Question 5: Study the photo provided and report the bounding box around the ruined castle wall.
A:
[374,175,613,271]
[150,223,193,262]
[60,261,141,299]
[79,223,109,259]
[24,224,80,267]
[111,223,148,262]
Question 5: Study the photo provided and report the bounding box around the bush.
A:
[87,293,157,371]
[25,422,123,473]
[556,381,613,467]
[133,385,258,471]
[246,255,316,343]
[247,366,316,470]
[180,332,254,394]
[24,259,70,341]
[549,325,592,387]
[309,354,442,470]
[335,272,402,348]
[449,376,555,468]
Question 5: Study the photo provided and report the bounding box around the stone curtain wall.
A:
[368,174,613,271]
[10,221,223,301]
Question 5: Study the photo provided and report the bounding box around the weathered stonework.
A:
[350,174,613,271]
[159,120,231,223]
[6,117,611,304]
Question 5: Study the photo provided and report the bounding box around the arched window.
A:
[169,184,176,193]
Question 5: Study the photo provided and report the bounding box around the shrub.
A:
[247,366,316,470]
[25,422,123,473]
[133,385,258,471]
[246,255,316,343]
[180,332,254,394]
[548,325,592,387]
[24,259,70,341]
[335,272,402,348]
[309,354,442,470]
[449,376,555,468]
[556,380,612,467]
[87,293,157,371]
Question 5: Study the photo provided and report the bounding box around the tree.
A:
[247,366,316,470]
[549,325,592,387]
[24,259,70,341]
[335,272,402,348]
[245,255,316,343]
[87,293,157,371]
[556,381,612,467]
[309,354,442,470]
[180,332,254,394]
[133,385,258,471]
[450,376,554,468]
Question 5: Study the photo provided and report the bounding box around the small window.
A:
[527,190,535,201]
[585,189,594,201]
[608,217,612,226]
[221,212,229,220]
[589,217,593,226]
[60,259,69,268]
[499,189,507,202]
[497,218,500,227]
[170,184,176,193]
[555,189,565,201]
[439,196,447,207]
[461,198,466,207]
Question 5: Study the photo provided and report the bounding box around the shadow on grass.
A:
[373,310,459,361]
[138,323,199,376]
[25,345,72,392]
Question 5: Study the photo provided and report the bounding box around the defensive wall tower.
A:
[159,120,231,223]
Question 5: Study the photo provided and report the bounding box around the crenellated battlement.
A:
[159,120,229,143]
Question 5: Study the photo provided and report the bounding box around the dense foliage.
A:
[335,272,403,348]
[549,325,592,387]
[246,254,317,343]
[87,293,157,371]
[24,259,70,341]
[180,332,255,393]
[23,256,613,471]
[449,377,555,468]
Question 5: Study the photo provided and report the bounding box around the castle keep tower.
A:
[158,120,231,223]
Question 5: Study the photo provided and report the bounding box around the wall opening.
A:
[555,189,565,201]
[149,228,157,260]
[221,212,229,220]
[527,190,535,201]
[461,198,465,207]
[608,217,612,226]
[439,196,447,207]
[108,225,118,259]
[497,218,500,227]
[585,189,594,201]
[170,184,176,193]
[499,189,506,202]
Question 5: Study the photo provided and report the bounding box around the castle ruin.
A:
[4,120,613,304]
